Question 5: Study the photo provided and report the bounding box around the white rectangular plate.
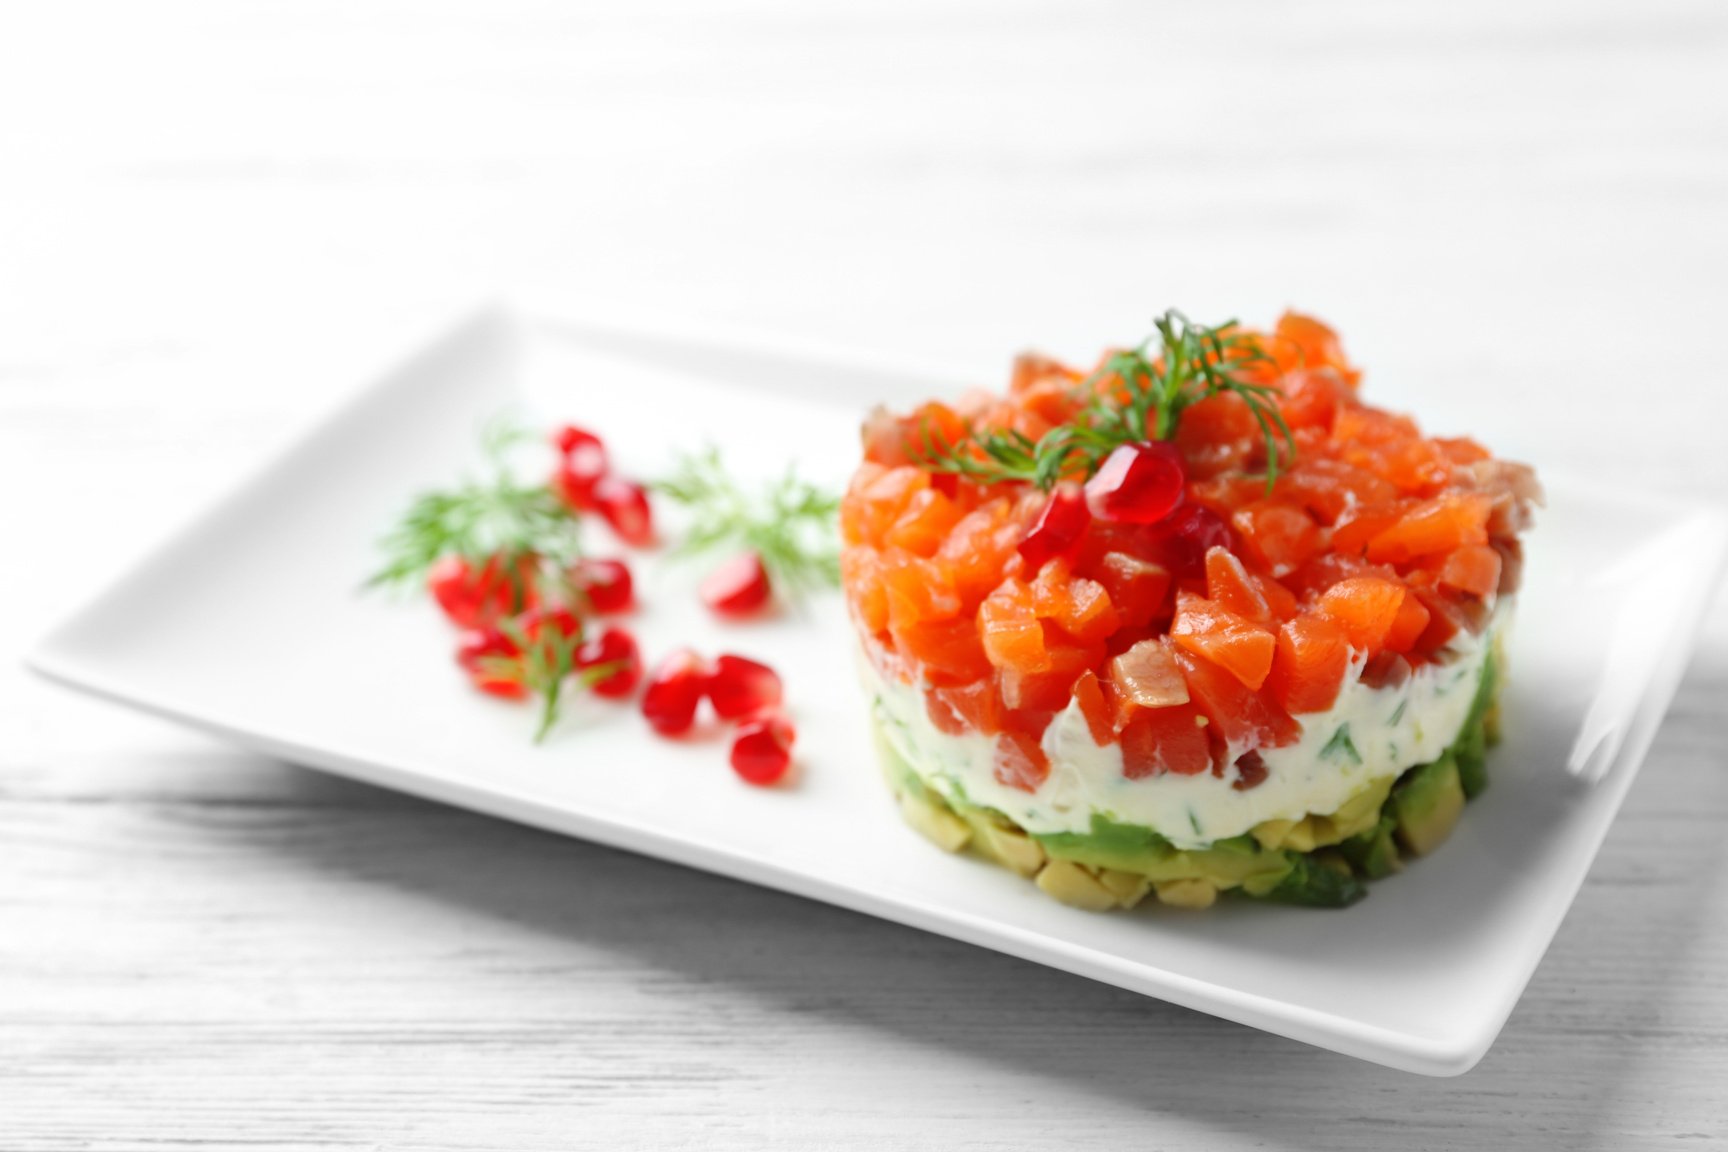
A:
[29,305,1728,1075]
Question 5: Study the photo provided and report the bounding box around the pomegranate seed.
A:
[455,627,528,700]
[1084,442,1186,525]
[594,476,655,546]
[428,555,481,626]
[553,464,603,513]
[641,648,712,736]
[1147,504,1232,580]
[730,711,796,785]
[575,626,643,699]
[567,557,634,614]
[705,654,783,721]
[553,424,607,461]
[519,605,581,642]
[701,552,773,617]
[551,426,610,512]
[428,552,538,629]
[1018,482,1091,571]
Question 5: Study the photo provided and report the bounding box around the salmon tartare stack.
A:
[840,311,1540,910]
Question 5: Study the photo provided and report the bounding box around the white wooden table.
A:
[4,2,1727,1146]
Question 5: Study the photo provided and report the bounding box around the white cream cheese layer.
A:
[866,600,1509,849]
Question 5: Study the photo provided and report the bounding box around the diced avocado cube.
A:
[969,818,1047,877]
[1153,877,1217,909]
[1097,868,1152,909]
[1238,856,1295,898]
[1330,776,1396,840]
[1393,753,1465,857]
[1339,814,1402,880]
[1453,720,1489,799]
[1249,852,1368,907]
[1313,850,1353,878]
[1183,846,1293,890]
[1443,652,1499,799]
[1035,860,1119,911]
[1250,818,1298,851]
[897,789,971,853]
[1032,815,1177,875]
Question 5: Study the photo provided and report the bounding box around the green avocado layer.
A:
[877,654,1502,910]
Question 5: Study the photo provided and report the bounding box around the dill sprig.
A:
[367,420,583,592]
[481,618,626,743]
[911,310,1297,493]
[653,446,841,603]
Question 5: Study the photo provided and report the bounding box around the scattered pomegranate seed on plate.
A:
[641,648,712,735]
[455,626,527,699]
[575,626,644,698]
[566,557,634,614]
[551,425,610,511]
[729,711,797,785]
[594,476,655,546]
[705,654,783,721]
[701,552,773,617]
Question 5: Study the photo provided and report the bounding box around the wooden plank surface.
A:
[3,1,1726,1147]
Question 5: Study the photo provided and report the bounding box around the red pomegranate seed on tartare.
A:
[1018,482,1091,572]
[1084,442,1185,525]
[1148,503,1233,579]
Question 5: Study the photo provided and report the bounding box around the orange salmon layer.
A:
[840,313,1540,795]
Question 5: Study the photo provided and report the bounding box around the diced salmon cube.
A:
[1120,702,1213,778]
[979,578,1050,673]
[881,551,961,633]
[1000,628,1103,712]
[1088,550,1172,633]
[1366,493,1492,564]
[1174,647,1300,750]
[1232,501,1323,577]
[1205,546,1271,623]
[1108,636,1191,715]
[884,488,965,557]
[1436,544,1503,599]
[1070,670,1115,746]
[1266,613,1351,714]
[994,725,1050,792]
[841,548,889,633]
[929,679,1005,736]
[1315,575,1407,656]
[1274,312,1359,386]
[892,615,992,683]
[1383,592,1432,654]
[1169,591,1277,691]
[1031,560,1120,644]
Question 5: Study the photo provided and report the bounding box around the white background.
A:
[3,1,1726,1147]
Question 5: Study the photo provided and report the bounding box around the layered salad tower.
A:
[840,312,1540,910]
